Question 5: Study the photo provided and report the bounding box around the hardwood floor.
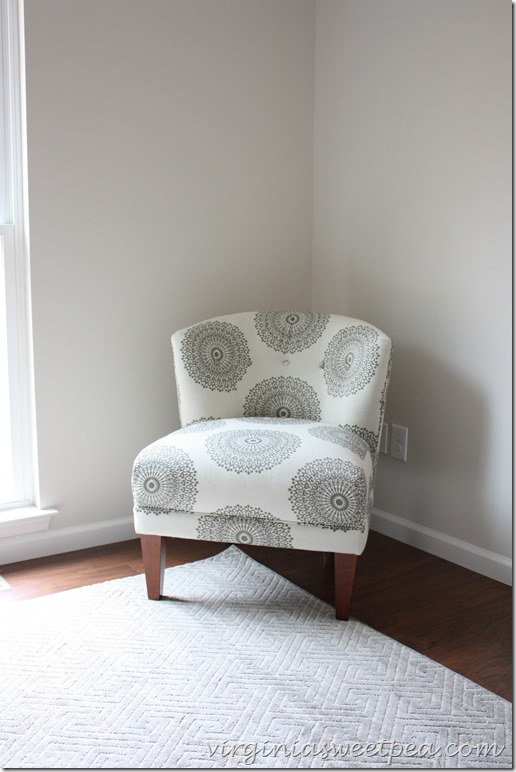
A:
[0,531,511,701]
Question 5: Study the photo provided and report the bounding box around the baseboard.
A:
[0,516,137,565]
[1,508,512,585]
[371,507,512,586]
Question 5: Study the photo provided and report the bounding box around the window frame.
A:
[0,0,36,512]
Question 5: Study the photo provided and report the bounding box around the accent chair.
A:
[132,311,392,619]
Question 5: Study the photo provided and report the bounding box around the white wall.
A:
[313,0,512,572]
[22,0,314,538]
[6,0,511,579]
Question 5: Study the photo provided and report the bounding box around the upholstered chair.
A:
[132,312,392,619]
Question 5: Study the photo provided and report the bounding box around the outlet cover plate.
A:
[390,424,408,461]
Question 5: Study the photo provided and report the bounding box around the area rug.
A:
[0,546,511,769]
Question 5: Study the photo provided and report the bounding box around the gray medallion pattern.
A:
[180,321,251,391]
[178,418,226,433]
[197,505,293,548]
[340,423,378,462]
[243,376,322,421]
[288,458,367,532]
[239,416,313,425]
[205,428,301,474]
[176,382,183,419]
[132,445,197,513]
[367,474,375,521]
[378,350,393,446]
[323,325,380,397]
[308,425,368,459]
[254,311,330,354]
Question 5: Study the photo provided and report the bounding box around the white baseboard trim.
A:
[0,516,137,565]
[371,507,512,586]
[1,508,512,586]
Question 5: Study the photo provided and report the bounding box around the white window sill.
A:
[0,507,57,539]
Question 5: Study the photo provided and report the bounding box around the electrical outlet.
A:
[379,422,389,454]
[390,424,408,461]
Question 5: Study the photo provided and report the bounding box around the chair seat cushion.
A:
[132,418,374,536]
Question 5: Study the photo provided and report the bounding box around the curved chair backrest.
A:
[172,311,392,466]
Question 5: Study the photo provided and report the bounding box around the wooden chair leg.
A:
[140,535,166,600]
[334,553,358,620]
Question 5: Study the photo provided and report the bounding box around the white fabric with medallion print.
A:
[133,312,392,555]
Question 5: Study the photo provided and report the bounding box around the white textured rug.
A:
[0,546,511,769]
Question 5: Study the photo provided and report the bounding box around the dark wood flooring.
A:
[0,531,511,701]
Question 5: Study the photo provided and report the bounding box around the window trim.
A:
[1,0,42,524]
[1,223,33,509]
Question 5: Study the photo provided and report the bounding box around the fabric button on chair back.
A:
[132,311,392,619]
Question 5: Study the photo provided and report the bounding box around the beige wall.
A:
[312,0,512,562]
[24,0,314,531]
[13,0,511,576]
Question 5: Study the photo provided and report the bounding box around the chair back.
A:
[172,311,392,464]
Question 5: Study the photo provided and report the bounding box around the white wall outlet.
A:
[380,422,389,454]
[390,424,408,461]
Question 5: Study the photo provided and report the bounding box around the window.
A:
[0,0,34,511]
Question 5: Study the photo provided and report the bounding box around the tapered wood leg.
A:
[334,553,358,620]
[140,535,166,600]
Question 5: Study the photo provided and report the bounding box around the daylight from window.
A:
[0,0,32,511]
[0,234,15,505]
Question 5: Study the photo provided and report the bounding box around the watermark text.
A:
[206,739,505,765]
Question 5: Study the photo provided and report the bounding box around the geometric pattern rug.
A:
[0,546,511,768]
